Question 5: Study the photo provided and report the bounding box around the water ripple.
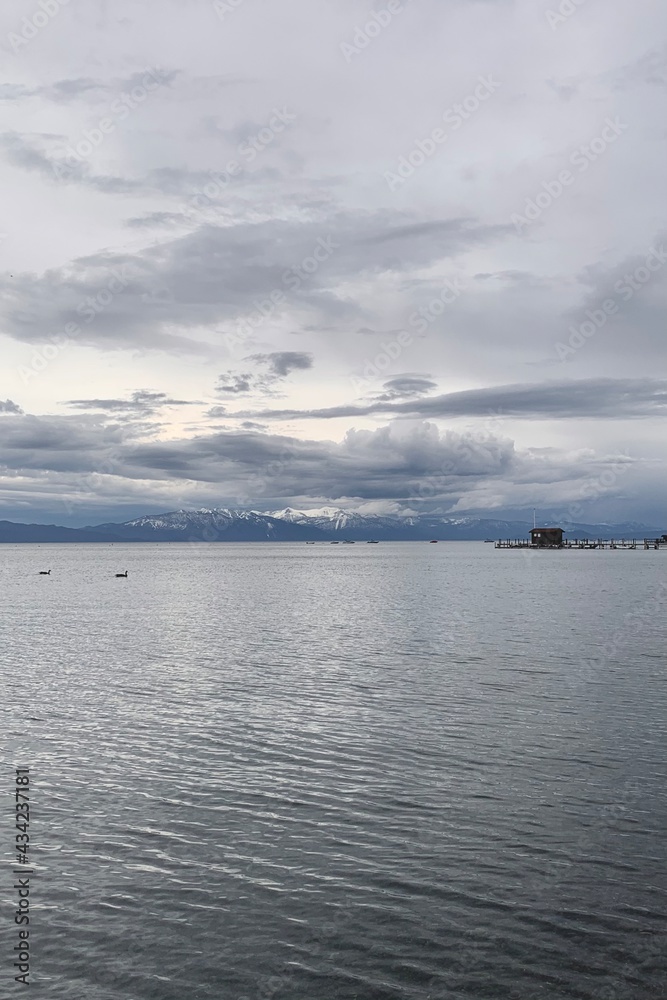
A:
[2,542,666,999]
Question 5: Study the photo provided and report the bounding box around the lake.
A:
[2,542,666,999]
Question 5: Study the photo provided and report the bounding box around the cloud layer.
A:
[0,0,665,525]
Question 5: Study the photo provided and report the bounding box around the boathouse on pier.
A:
[530,527,564,548]
[496,528,666,550]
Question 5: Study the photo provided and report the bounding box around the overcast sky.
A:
[1,0,666,526]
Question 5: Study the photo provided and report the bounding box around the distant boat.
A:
[343,540,355,544]
[330,541,339,545]
[367,540,379,544]
[484,539,495,543]
[430,540,438,544]
[305,542,315,545]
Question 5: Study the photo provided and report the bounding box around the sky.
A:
[1,0,666,527]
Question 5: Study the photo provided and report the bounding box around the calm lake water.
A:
[1,542,666,999]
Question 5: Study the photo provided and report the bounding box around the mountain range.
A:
[0,508,664,542]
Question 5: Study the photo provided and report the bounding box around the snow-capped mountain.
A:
[270,506,348,523]
[267,507,537,540]
[86,508,329,542]
[77,507,667,543]
[0,508,662,543]
[268,506,401,537]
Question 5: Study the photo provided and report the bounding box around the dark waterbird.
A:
[39,569,51,575]
[115,571,128,578]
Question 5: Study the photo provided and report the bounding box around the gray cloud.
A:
[0,71,180,104]
[614,47,667,91]
[0,399,23,414]
[65,391,195,414]
[124,211,190,229]
[215,352,314,398]
[0,131,141,191]
[0,132,229,197]
[0,211,506,354]
[215,375,252,396]
[375,377,438,401]
[0,410,536,498]
[237,378,667,422]
[1,410,662,529]
[249,351,313,378]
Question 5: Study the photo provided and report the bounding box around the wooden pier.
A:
[495,536,666,550]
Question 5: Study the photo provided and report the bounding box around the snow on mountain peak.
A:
[270,506,349,522]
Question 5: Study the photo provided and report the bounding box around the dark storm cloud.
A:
[0,410,517,499]
[240,378,667,421]
[2,410,655,522]
[0,415,128,474]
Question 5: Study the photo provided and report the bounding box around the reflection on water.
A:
[2,543,666,999]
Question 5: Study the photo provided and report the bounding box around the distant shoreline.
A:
[1,511,664,545]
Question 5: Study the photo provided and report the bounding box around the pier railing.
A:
[495,537,666,550]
